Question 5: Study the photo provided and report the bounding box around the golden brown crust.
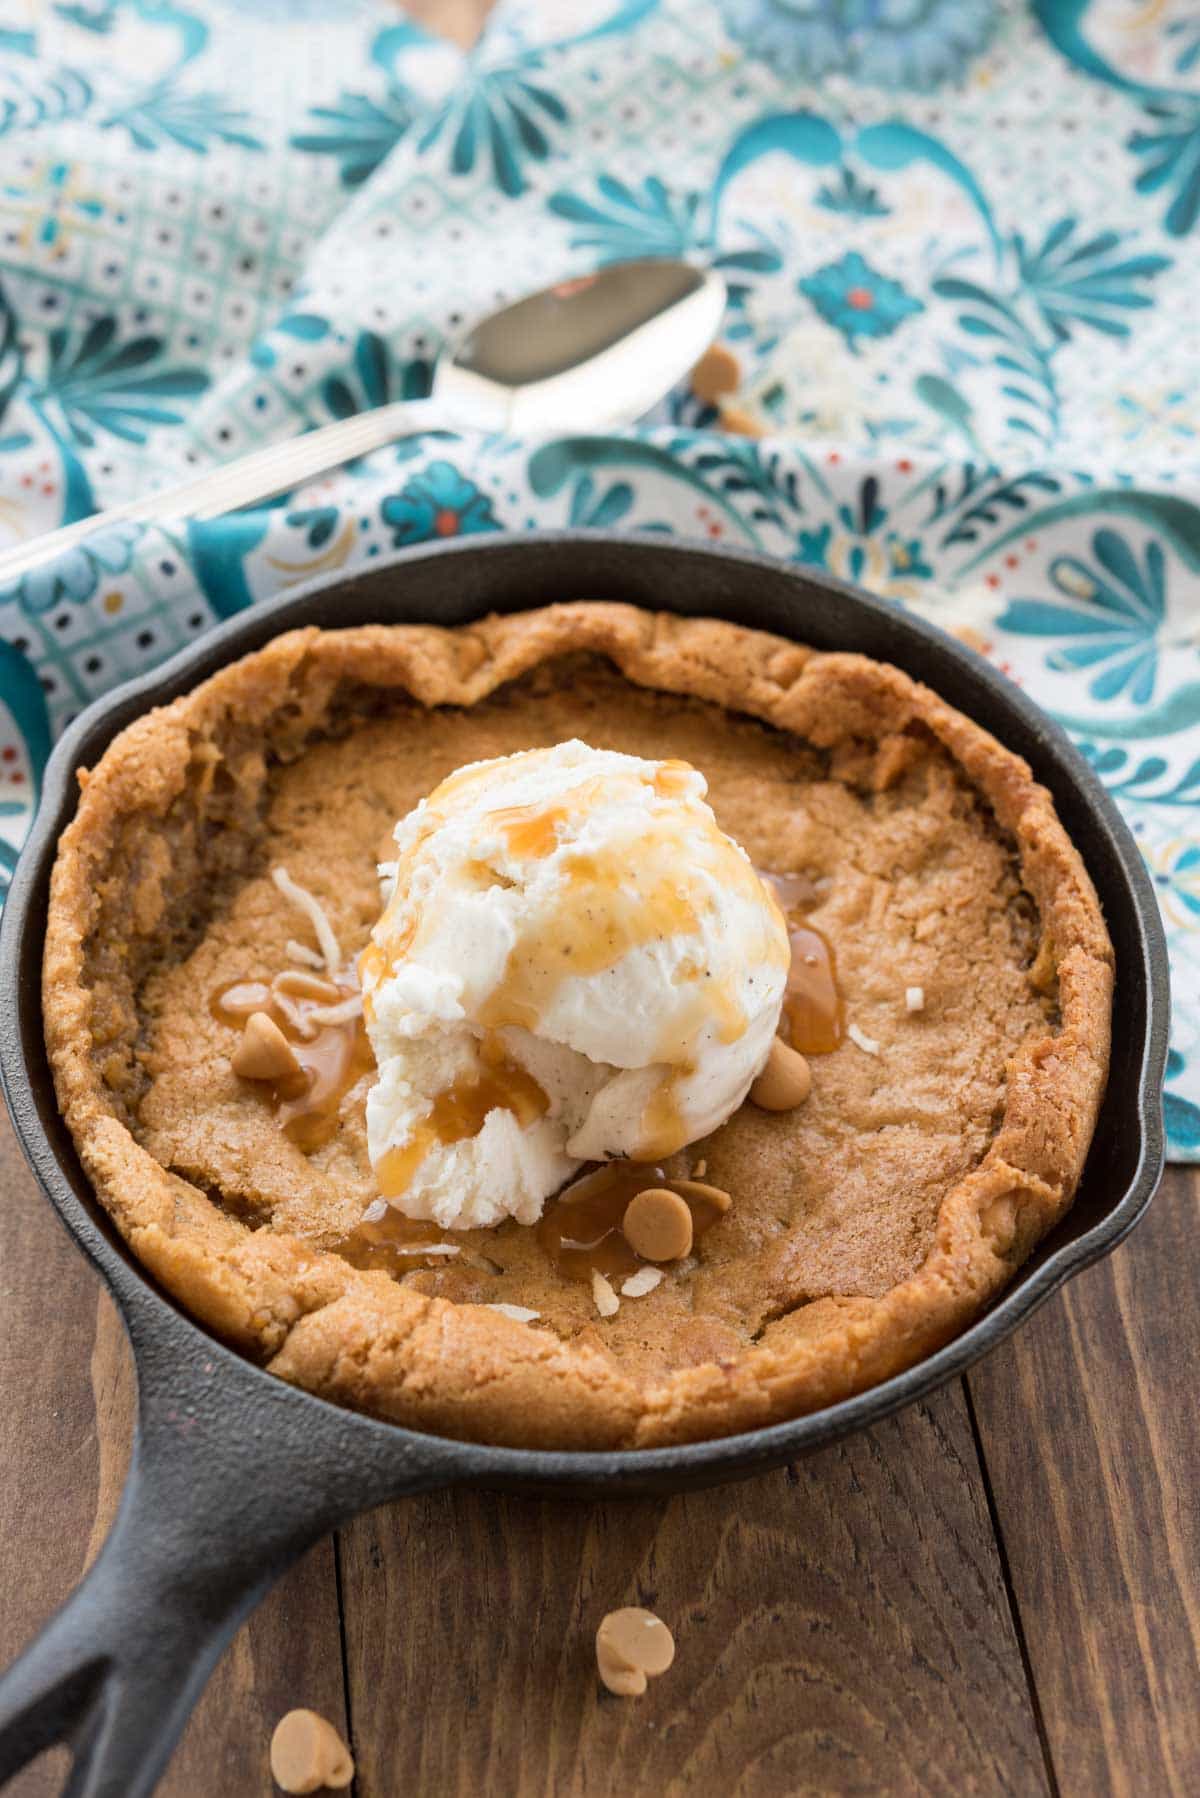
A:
[43,604,1113,1448]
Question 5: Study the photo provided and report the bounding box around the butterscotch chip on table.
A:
[269,1709,353,1793]
[42,603,1113,1450]
[596,1608,676,1697]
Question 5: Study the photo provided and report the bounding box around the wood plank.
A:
[0,1117,348,1797]
[968,1165,1200,1797]
[338,1384,1048,1797]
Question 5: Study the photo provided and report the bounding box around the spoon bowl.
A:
[0,260,726,580]
[436,260,727,432]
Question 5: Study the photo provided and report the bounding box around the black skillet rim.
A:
[0,529,1170,1488]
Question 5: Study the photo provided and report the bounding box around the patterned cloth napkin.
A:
[0,0,1196,1153]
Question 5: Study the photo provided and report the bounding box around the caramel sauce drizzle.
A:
[651,758,694,799]
[375,1036,548,1202]
[368,759,784,1057]
[638,1074,686,1162]
[330,1207,452,1277]
[760,871,843,1056]
[211,976,374,1152]
[475,837,704,1036]
[537,1161,728,1284]
[489,798,568,860]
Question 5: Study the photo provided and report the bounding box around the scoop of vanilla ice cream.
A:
[361,741,790,1229]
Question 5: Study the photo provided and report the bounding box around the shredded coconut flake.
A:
[270,989,317,1041]
[271,866,341,973]
[905,985,925,1013]
[273,968,338,1002]
[285,939,326,971]
[620,1267,664,1298]
[484,1303,540,1322]
[361,1199,388,1224]
[847,1022,881,1056]
[592,1269,620,1318]
[305,993,363,1027]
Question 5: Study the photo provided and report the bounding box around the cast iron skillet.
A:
[0,533,1169,1797]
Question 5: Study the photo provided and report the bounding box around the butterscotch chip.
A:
[690,341,741,402]
[596,1650,647,1697]
[269,1709,354,1793]
[718,401,764,438]
[623,1188,693,1261]
[596,1608,676,1697]
[750,1037,812,1111]
[231,1011,301,1083]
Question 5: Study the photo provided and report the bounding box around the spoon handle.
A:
[0,397,440,585]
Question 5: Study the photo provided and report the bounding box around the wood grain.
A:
[3,1080,1197,1797]
[968,1165,1200,1798]
[337,1387,1047,1797]
[0,1123,347,1798]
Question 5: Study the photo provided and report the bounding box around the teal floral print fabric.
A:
[0,0,1196,1155]
[715,0,999,91]
[798,251,924,349]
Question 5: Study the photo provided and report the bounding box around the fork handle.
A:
[0,398,440,584]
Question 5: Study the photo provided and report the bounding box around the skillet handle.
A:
[0,1327,443,1797]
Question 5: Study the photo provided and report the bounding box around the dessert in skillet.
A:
[43,604,1114,1448]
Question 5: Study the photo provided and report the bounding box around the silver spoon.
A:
[0,261,726,582]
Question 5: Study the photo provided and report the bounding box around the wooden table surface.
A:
[2,1119,1197,1797]
[3,4,1198,1793]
